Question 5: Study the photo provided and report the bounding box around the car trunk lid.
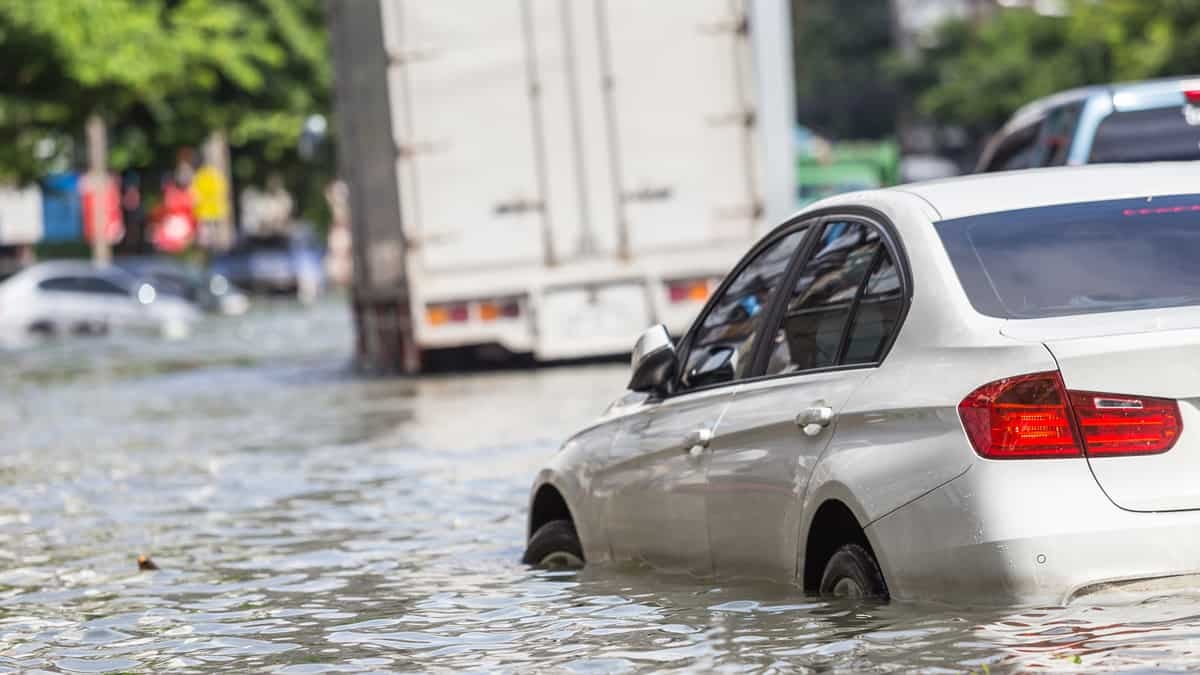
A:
[1009,312,1200,511]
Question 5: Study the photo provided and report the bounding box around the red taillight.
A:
[959,372,1184,459]
[1185,89,1200,104]
[1068,391,1181,456]
[959,372,1080,459]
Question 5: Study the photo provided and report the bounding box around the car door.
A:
[705,218,908,581]
[598,224,811,574]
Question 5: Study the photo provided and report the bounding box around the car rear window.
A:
[936,194,1200,319]
[1089,107,1200,163]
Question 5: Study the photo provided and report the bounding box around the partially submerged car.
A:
[115,256,249,316]
[0,260,200,341]
[525,163,1200,606]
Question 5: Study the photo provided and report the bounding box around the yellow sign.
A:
[192,166,229,221]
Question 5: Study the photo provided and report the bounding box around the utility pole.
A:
[86,114,112,267]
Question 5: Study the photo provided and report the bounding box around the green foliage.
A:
[895,0,1200,134]
[0,0,332,225]
[792,0,897,140]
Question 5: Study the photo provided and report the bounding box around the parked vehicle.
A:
[330,0,797,364]
[209,231,323,303]
[977,76,1200,172]
[0,261,200,340]
[524,163,1200,606]
[115,256,249,316]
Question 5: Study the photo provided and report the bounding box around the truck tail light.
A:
[479,298,521,322]
[959,371,1183,459]
[426,303,469,326]
[667,279,711,304]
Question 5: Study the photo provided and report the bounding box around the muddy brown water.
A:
[4,299,1200,673]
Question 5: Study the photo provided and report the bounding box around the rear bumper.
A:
[869,457,1200,605]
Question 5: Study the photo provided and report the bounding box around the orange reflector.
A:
[479,302,501,322]
[427,306,450,326]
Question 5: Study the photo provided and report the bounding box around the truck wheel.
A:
[819,543,888,600]
[522,519,584,569]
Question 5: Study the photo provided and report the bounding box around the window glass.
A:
[843,250,903,364]
[1040,104,1082,167]
[76,276,129,296]
[764,221,880,376]
[1089,107,1200,163]
[679,228,807,390]
[38,276,77,292]
[937,194,1200,318]
[983,123,1041,172]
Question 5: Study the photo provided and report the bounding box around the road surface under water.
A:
[4,299,1200,673]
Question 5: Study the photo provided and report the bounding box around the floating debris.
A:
[137,554,159,571]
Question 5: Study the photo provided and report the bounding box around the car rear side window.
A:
[937,194,1200,319]
[1089,107,1200,163]
[762,221,889,376]
[842,251,903,364]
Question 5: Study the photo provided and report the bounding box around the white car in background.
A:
[524,162,1200,606]
[0,261,201,342]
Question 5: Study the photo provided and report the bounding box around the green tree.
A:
[0,0,332,224]
[792,0,897,140]
[895,0,1200,135]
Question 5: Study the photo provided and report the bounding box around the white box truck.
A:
[341,0,795,364]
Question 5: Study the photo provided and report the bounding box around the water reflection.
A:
[4,299,1200,672]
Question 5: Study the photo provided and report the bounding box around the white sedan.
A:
[0,261,201,342]
[524,162,1200,605]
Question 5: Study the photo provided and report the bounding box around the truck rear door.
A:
[599,0,759,256]
[385,1,548,273]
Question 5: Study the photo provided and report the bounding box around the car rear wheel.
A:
[819,543,887,600]
[522,519,584,569]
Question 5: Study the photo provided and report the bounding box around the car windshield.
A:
[936,194,1200,319]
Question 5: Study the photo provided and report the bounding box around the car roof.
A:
[1004,75,1200,130]
[19,260,139,286]
[799,163,1200,222]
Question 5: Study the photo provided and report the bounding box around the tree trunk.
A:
[86,114,111,266]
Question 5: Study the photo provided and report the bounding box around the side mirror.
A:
[628,324,677,395]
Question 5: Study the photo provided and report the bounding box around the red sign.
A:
[152,182,197,253]
[80,174,125,244]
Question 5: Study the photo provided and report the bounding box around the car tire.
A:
[819,543,888,600]
[522,519,584,569]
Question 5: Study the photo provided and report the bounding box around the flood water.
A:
[6,299,1200,673]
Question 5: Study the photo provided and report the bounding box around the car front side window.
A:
[763,220,888,376]
[677,227,808,391]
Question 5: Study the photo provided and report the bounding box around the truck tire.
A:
[819,543,888,600]
[522,519,584,569]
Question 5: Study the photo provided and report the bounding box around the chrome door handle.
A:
[682,428,713,456]
[796,406,834,437]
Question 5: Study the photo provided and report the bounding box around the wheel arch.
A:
[797,483,882,593]
[528,480,576,540]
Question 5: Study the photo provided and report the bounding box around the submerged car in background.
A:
[978,76,1200,172]
[115,256,249,316]
[0,261,200,341]
[524,163,1200,606]
[210,231,324,303]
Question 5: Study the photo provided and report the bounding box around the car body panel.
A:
[596,384,735,574]
[1039,326,1200,512]
[869,455,1200,605]
[707,368,871,581]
